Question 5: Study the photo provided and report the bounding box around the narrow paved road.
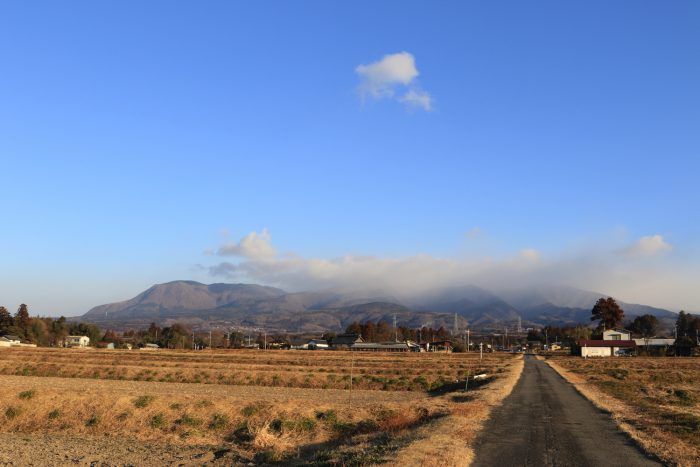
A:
[472,355,660,467]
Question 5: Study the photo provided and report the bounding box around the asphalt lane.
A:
[472,355,661,467]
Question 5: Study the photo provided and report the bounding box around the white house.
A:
[602,329,631,341]
[67,335,90,348]
[0,335,22,346]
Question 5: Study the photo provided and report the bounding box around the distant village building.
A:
[307,339,329,350]
[423,340,453,353]
[577,329,635,357]
[66,335,90,348]
[96,342,115,349]
[0,335,22,347]
[349,341,420,352]
[330,334,364,349]
[0,337,14,347]
[141,343,160,350]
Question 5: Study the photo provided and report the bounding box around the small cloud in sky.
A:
[216,228,276,260]
[356,52,433,111]
[465,227,482,240]
[619,234,672,258]
[400,89,433,111]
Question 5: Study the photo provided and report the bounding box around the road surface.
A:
[472,355,660,467]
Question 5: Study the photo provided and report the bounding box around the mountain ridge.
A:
[79,280,678,333]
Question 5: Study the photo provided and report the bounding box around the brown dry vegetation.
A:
[0,347,497,391]
[546,356,700,467]
[0,348,523,465]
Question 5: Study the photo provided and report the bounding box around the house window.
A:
[610,334,621,340]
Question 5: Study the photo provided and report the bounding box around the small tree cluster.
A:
[0,304,101,346]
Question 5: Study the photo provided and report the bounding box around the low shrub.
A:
[5,406,21,419]
[150,413,165,429]
[85,415,100,427]
[133,395,154,408]
[48,409,61,420]
[18,390,35,400]
[176,413,202,427]
[208,413,229,430]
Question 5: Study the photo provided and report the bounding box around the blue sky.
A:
[1,1,698,315]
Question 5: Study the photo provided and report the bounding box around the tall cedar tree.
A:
[15,304,30,330]
[590,297,624,331]
[631,314,659,338]
[0,306,12,327]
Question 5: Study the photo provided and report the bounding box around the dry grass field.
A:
[546,356,700,467]
[0,348,522,466]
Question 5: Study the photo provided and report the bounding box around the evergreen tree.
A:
[0,306,12,329]
[15,304,30,333]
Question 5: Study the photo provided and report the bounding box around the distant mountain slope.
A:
[83,281,286,320]
[79,281,678,333]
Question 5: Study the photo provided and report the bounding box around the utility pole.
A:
[264,329,267,350]
[209,330,212,349]
[479,342,483,362]
[467,329,470,352]
[192,331,195,350]
[453,312,459,337]
[393,314,398,342]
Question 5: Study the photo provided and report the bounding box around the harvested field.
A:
[0,348,522,466]
[0,347,502,391]
[546,356,700,466]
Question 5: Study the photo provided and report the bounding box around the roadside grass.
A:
[547,356,700,465]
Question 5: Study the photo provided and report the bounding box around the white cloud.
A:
[204,229,699,310]
[465,227,482,240]
[216,228,276,260]
[399,89,433,111]
[356,52,418,97]
[619,234,672,258]
[355,52,433,111]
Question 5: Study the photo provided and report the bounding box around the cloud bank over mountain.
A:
[203,229,695,311]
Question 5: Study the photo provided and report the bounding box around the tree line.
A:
[344,320,451,343]
[0,304,101,346]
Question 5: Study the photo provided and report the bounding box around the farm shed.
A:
[288,338,309,350]
[425,340,453,353]
[331,334,364,349]
[576,340,636,357]
[350,342,412,352]
[307,339,329,350]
